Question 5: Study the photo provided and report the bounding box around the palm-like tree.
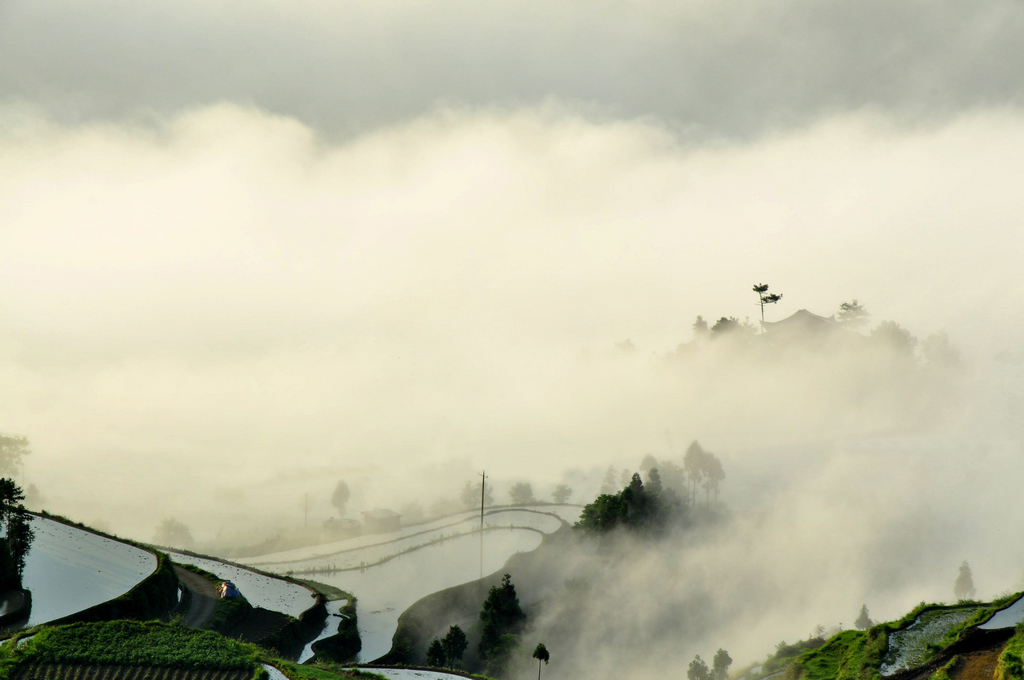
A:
[533,643,550,680]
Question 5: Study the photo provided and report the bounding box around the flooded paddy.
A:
[980,595,1024,630]
[364,668,470,680]
[879,607,979,676]
[14,516,157,629]
[168,552,316,619]
[256,527,546,662]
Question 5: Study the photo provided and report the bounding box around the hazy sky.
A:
[2,3,1024,661]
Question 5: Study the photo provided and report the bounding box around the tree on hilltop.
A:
[713,649,733,680]
[753,283,783,328]
[510,482,536,505]
[955,561,977,600]
[689,655,711,680]
[551,484,573,504]
[836,300,870,329]
[855,605,874,630]
[331,480,350,517]
[0,435,29,478]
[533,643,550,680]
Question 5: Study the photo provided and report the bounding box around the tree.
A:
[442,625,468,667]
[836,300,870,329]
[0,478,34,589]
[688,655,711,680]
[955,560,977,600]
[684,441,706,507]
[331,480,350,517]
[703,455,725,506]
[426,639,446,667]
[713,649,733,680]
[640,454,659,474]
[646,468,663,495]
[870,321,917,357]
[855,604,873,630]
[154,518,195,549]
[693,316,710,341]
[551,484,572,504]
[479,573,526,660]
[533,643,550,680]
[461,480,494,509]
[600,466,618,494]
[753,283,783,327]
[509,482,535,505]
[0,435,29,478]
[574,472,683,536]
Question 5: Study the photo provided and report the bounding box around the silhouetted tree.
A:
[647,468,663,495]
[713,649,733,680]
[461,480,494,509]
[575,472,684,536]
[836,300,870,329]
[693,316,710,341]
[753,283,783,328]
[442,625,468,667]
[922,332,960,367]
[331,480,350,517]
[684,442,706,507]
[600,466,618,494]
[533,643,550,680]
[855,605,873,630]
[640,454,659,474]
[479,573,526,662]
[870,321,917,357]
[426,639,446,667]
[509,482,535,505]
[154,518,195,549]
[551,484,572,504]
[688,655,711,680]
[955,561,977,600]
[703,455,725,506]
[0,435,29,478]
[0,478,34,589]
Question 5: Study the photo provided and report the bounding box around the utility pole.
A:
[479,470,487,579]
[304,493,308,531]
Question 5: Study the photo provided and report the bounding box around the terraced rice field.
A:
[364,669,468,680]
[242,507,575,573]
[879,607,979,676]
[167,553,316,619]
[11,664,253,680]
[16,517,157,628]
[250,508,571,662]
[980,595,1024,629]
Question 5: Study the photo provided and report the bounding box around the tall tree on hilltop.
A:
[551,484,573,504]
[855,605,874,630]
[713,649,733,680]
[753,283,783,329]
[331,480,350,517]
[684,441,706,507]
[955,561,977,600]
[533,643,550,680]
[0,436,29,478]
[689,656,711,680]
[479,573,526,660]
[836,300,870,329]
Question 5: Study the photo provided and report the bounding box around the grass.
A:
[0,621,269,680]
[789,595,1024,680]
[277,660,384,680]
[996,625,1024,680]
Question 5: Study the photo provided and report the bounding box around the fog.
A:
[1,1,1023,676]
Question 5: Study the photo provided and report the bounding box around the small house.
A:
[361,509,401,534]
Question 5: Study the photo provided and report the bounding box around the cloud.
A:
[2,0,1023,138]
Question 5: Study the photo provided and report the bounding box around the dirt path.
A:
[173,566,217,629]
[949,649,1002,680]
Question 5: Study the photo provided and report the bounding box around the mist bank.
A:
[0,102,1021,557]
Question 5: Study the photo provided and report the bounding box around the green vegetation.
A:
[574,471,684,536]
[478,574,525,676]
[763,639,826,675]
[426,625,468,669]
[997,624,1024,680]
[0,621,265,679]
[0,479,35,591]
[279,660,385,680]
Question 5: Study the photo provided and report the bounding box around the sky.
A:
[2,1,1024,672]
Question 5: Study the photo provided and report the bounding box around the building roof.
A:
[361,509,401,520]
[761,308,840,332]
